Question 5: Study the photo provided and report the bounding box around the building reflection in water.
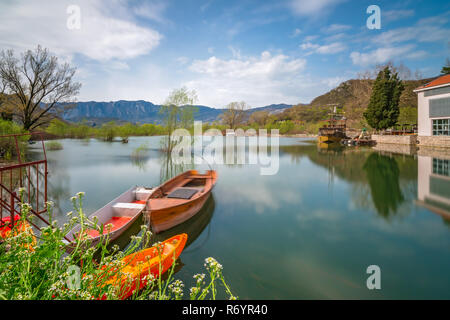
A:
[417,156,450,221]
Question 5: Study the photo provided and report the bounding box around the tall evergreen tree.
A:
[441,58,450,75]
[363,66,404,130]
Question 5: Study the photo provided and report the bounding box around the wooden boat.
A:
[147,170,217,233]
[318,107,348,144]
[103,233,188,299]
[0,215,36,250]
[151,194,215,249]
[65,187,154,250]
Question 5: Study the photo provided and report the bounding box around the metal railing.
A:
[0,132,50,231]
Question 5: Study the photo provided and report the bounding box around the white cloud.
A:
[290,0,347,16]
[350,45,416,67]
[315,42,346,54]
[383,9,414,23]
[300,42,320,50]
[0,0,162,61]
[131,0,169,24]
[374,13,449,45]
[322,24,351,33]
[374,25,449,45]
[304,35,319,42]
[300,42,346,55]
[176,56,190,65]
[291,28,302,37]
[322,76,347,88]
[186,51,309,106]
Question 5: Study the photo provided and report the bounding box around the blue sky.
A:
[0,0,449,108]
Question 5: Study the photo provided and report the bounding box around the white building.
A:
[414,75,450,146]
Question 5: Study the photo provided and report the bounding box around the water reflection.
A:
[363,153,404,219]
[417,156,450,224]
[159,149,195,184]
[150,195,215,249]
[280,144,414,220]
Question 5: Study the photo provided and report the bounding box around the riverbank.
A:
[371,134,450,149]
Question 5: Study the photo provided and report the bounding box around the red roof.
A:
[415,74,450,91]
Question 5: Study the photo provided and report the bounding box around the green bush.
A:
[45,141,63,151]
[0,120,28,160]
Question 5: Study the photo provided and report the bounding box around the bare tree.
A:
[249,110,269,126]
[0,45,81,130]
[220,101,248,129]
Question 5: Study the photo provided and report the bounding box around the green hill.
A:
[281,77,433,129]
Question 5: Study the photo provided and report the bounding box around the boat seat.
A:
[134,188,154,201]
[112,202,145,216]
[167,187,199,199]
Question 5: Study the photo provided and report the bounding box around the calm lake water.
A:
[28,137,450,299]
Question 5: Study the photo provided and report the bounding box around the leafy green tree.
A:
[98,121,117,142]
[397,106,417,126]
[441,58,450,75]
[363,66,404,131]
[160,87,197,152]
[117,123,135,143]
[46,119,70,137]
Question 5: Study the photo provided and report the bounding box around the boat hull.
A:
[147,170,217,234]
[65,187,152,252]
[98,233,188,300]
[150,191,212,233]
[318,135,343,143]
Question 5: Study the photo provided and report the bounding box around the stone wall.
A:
[371,134,417,145]
[373,143,418,156]
[417,135,450,148]
[417,146,450,159]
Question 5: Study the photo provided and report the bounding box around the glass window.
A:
[433,158,450,177]
[432,119,450,136]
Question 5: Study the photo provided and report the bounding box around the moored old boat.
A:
[147,170,217,233]
[318,106,348,144]
[65,187,154,250]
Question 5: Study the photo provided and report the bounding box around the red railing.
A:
[0,132,50,230]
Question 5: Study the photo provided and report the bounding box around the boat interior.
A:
[148,171,215,211]
[71,187,153,239]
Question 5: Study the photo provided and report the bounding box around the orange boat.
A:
[104,233,188,299]
[0,215,36,250]
[148,170,217,233]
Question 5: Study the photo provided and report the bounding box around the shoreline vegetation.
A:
[0,192,236,300]
[41,118,321,143]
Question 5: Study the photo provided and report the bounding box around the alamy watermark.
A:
[67,265,81,290]
[67,5,81,30]
[170,121,280,176]
[366,5,381,30]
[366,265,381,290]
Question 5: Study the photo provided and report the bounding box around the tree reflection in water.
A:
[363,153,404,219]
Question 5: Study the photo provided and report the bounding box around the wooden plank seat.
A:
[167,188,199,199]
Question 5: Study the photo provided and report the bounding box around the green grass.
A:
[45,141,63,151]
[0,192,236,300]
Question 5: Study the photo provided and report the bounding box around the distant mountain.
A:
[62,100,292,124]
